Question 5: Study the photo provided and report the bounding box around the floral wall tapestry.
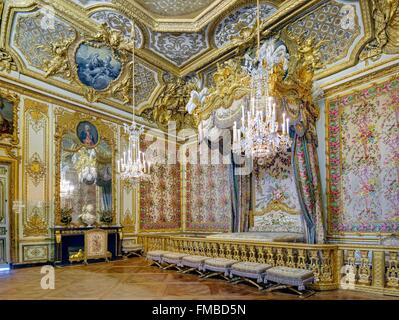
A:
[139,139,181,231]
[327,76,399,234]
[252,151,304,234]
[185,163,232,232]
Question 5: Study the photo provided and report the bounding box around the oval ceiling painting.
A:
[75,42,122,91]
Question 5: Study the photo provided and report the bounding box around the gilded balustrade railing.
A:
[137,234,338,291]
[137,233,399,296]
[337,244,399,297]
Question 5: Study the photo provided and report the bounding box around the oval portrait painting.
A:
[76,121,99,147]
[75,42,122,91]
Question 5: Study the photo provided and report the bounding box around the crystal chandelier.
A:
[232,0,291,159]
[117,22,150,186]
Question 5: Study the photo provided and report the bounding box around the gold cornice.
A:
[113,0,239,33]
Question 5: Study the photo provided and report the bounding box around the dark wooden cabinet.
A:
[51,226,123,265]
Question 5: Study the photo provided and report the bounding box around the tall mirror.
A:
[56,116,115,226]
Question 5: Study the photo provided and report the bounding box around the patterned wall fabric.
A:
[139,140,181,231]
[327,76,399,233]
[185,163,232,232]
[252,151,303,233]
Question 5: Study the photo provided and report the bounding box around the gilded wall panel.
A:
[119,129,137,234]
[22,244,49,262]
[22,98,49,238]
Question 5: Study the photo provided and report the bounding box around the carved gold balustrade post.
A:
[248,245,256,262]
[297,249,307,269]
[386,251,399,288]
[240,244,248,262]
[218,243,226,258]
[319,249,333,283]
[256,246,266,264]
[211,242,219,258]
[286,248,296,268]
[309,249,321,283]
[266,247,275,266]
[205,242,212,256]
[233,244,240,261]
[371,250,385,290]
[198,242,205,256]
[358,250,372,285]
[275,248,285,266]
[225,244,233,260]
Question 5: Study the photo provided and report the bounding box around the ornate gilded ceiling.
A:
[0,0,383,128]
[135,0,215,18]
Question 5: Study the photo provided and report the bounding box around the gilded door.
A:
[0,165,9,266]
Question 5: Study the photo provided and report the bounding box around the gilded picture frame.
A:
[0,88,19,146]
[54,111,116,226]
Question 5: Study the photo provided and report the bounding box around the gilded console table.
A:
[51,226,123,265]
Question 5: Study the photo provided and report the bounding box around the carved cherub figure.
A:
[39,36,75,78]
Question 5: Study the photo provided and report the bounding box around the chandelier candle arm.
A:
[231,0,292,159]
[117,20,150,186]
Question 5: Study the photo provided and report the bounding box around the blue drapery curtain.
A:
[230,152,252,232]
[291,125,326,244]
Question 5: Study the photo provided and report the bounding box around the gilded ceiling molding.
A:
[199,58,251,121]
[360,0,399,61]
[149,30,210,67]
[0,48,17,73]
[212,3,277,49]
[89,9,145,48]
[113,0,238,33]
[145,76,200,131]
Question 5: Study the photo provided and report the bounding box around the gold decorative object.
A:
[386,252,399,288]
[0,48,16,73]
[268,31,325,142]
[122,209,135,233]
[26,152,46,187]
[200,58,251,121]
[360,0,399,60]
[39,36,76,78]
[69,249,84,263]
[23,207,48,237]
[148,77,200,131]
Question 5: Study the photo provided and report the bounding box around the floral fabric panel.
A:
[328,77,399,233]
[186,164,232,231]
